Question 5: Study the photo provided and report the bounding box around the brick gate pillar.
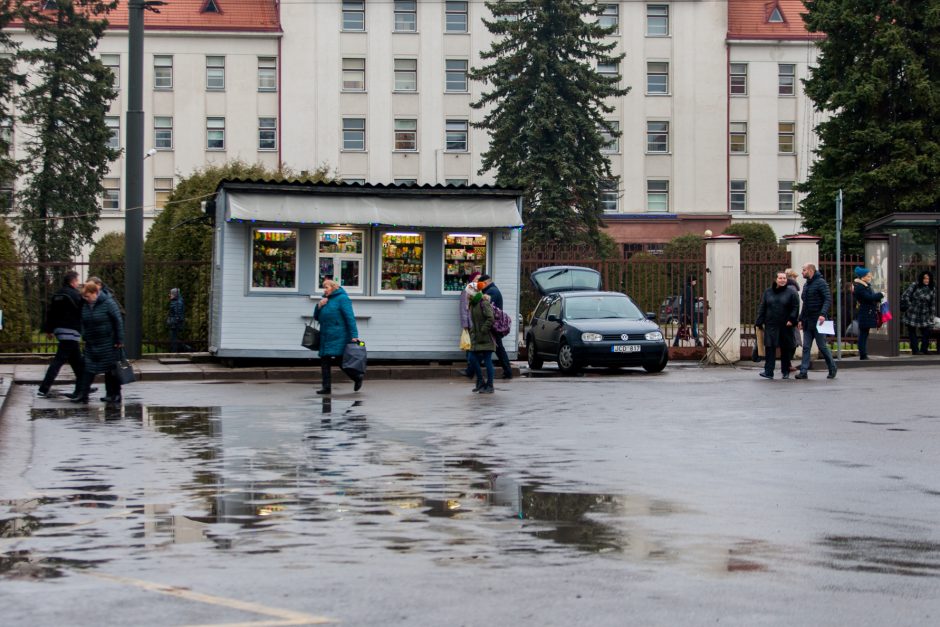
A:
[704,234,741,363]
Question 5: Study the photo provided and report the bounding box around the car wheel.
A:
[526,337,544,370]
[557,341,580,375]
[643,352,669,373]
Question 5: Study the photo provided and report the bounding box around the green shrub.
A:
[89,231,125,299]
[0,219,31,349]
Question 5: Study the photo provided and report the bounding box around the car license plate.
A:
[612,345,640,353]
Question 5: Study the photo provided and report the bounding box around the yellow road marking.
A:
[84,571,336,625]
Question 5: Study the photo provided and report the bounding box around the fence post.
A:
[704,234,742,363]
[785,235,821,359]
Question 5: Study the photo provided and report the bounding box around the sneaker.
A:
[758,371,773,380]
[795,372,808,380]
[501,372,513,380]
[479,386,494,394]
[353,375,363,392]
[472,382,484,392]
[315,388,331,395]
[827,368,837,380]
[36,389,51,398]
[782,372,790,380]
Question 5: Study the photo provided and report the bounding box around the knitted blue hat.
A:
[854,266,870,278]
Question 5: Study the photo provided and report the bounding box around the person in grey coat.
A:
[70,282,125,404]
[755,271,800,379]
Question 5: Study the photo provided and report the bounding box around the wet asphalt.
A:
[1,365,939,626]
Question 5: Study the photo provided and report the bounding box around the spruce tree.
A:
[11,0,118,263]
[0,0,23,192]
[470,0,628,246]
[800,0,940,253]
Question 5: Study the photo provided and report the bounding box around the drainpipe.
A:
[277,2,283,171]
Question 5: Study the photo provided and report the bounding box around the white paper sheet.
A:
[816,320,835,335]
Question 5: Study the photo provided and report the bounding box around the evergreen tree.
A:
[0,0,23,194]
[470,0,628,245]
[11,0,118,263]
[0,218,31,350]
[799,0,940,253]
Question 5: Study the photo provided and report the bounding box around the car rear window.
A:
[566,295,643,320]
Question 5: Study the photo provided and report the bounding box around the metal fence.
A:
[739,245,792,353]
[0,260,210,354]
[819,253,865,343]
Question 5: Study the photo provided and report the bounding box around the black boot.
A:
[318,361,332,395]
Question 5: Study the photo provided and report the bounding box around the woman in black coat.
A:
[70,282,125,404]
[755,271,800,379]
[853,266,883,360]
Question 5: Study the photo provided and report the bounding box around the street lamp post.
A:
[124,0,144,359]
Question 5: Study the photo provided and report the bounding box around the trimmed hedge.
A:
[0,219,31,349]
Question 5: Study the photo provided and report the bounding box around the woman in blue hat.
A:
[853,266,883,360]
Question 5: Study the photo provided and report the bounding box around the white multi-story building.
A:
[5,0,825,254]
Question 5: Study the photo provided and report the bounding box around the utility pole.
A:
[835,189,843,359]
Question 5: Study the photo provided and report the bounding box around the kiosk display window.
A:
[317,230,363,292]
[380,232,424,292]
[444,233,487,292]
[251,228,298,290]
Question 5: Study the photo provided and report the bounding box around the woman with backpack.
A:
[900,271,936,355]
[468,290,496,394]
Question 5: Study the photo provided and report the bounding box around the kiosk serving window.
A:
[444,233,487,292]
[317,230,363,292]
[380,232,424,293]
[251,228,298,290]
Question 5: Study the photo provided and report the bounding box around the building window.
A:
[647,4,669,37]
[258,117,277,151]
[394,0,417,32]
[342,0,365,31]
[646,121,669,153]
[599,4,618,32]
[600,121,619,153]
[444,233,487,292]
[730,180,747,212]
[343,117,366,151]
[730,122,747,154]
[599,179,619,213]
[445,119,468,151]
[342,58,366,91]
[380,232,424,292]
[394,179,417,186]
[394,118,417,151]
[730,63,747,96]
[343,178,366,185]
[647,61,669,95]
[394,58,417,91]
[154,177,174,212]
[317,230,363,293]
[445,59,469,92]
[778,64,796,96]
[101,53,119,88]
[778,180,795,211]
[102,178,120,211]
[647,180,669,211]
[153,55,173,90]
[251,228,298,291]
[597,61,619,84]
[206,117,225,150]
[206,55,224,90]
[258,57,277,92]
[769,6,784,23]
[778,122,795,153]
[444,178,468,187]
[105,116,120,150]
[154,116,173,150]
[445,1,468,33]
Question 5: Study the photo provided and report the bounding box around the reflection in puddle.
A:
[820,536,940,577]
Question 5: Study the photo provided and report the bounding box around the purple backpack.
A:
[491,305,512,338]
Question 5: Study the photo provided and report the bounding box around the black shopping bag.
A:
[112,350,136,385]
[342,341,367,375]
[301,320,320,351]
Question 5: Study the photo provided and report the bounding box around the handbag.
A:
[111,349,136,385]
[342,341,367,375]
[301,320,320,351]
[879,300,892,324]
[846,320,859,337]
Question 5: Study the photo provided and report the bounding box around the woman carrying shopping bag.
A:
[853,266,883,360]
[314,279,362,395]
[70,281,125,404]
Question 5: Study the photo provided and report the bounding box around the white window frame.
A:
[778,64,796,96]
[394,58,418,92]
[647,61,669,95]
[379,231,426,294]
[730,180,747,212]
[342,58,366,91]
[597,61,619,85]
[342,0,365,31]
[206,55,225,91]
[258,117,277,151]
[394,118,418,151]
[445,1,469,33]
[258,57,277,92]
[393,179,417,186]
[206,117,225,150]
[443,232,488,293]
[646,121,669,153]
[600,121,619,154]
[730,63,748,96]
[105,116,120,151]
[102,178,120,211]
[600,180,619,213]
[444,178,468,187]
[778,122,795,154]
[342,117,366,151]
[153,55,173,90]
[647,180,669,212]
[445,119,468,152]
[154,177,174,212]
[394,0,417,32]
[250,227,300,293]
[153,116,173,150]
[101,53,120,88]
[646,4,669,37]
[599,4,618,33]
[778,181,795,211]
[315,229,365,294]
[730,122,748,154]
[445,59,469,92]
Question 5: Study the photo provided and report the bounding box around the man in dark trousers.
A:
[796,263,837,380]
[37,271,84,398]
[479,274,512,380]
[673,275,703,347]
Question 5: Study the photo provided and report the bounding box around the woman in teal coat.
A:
[313,279,361,394]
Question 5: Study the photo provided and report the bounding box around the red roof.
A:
[728,0,824,41]
[17,0,280,33]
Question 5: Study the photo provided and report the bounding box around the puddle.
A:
[819,536,940,577]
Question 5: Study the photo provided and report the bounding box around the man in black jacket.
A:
[796,263,837,380]
[479,274,512,380]
[38,271,85,398]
